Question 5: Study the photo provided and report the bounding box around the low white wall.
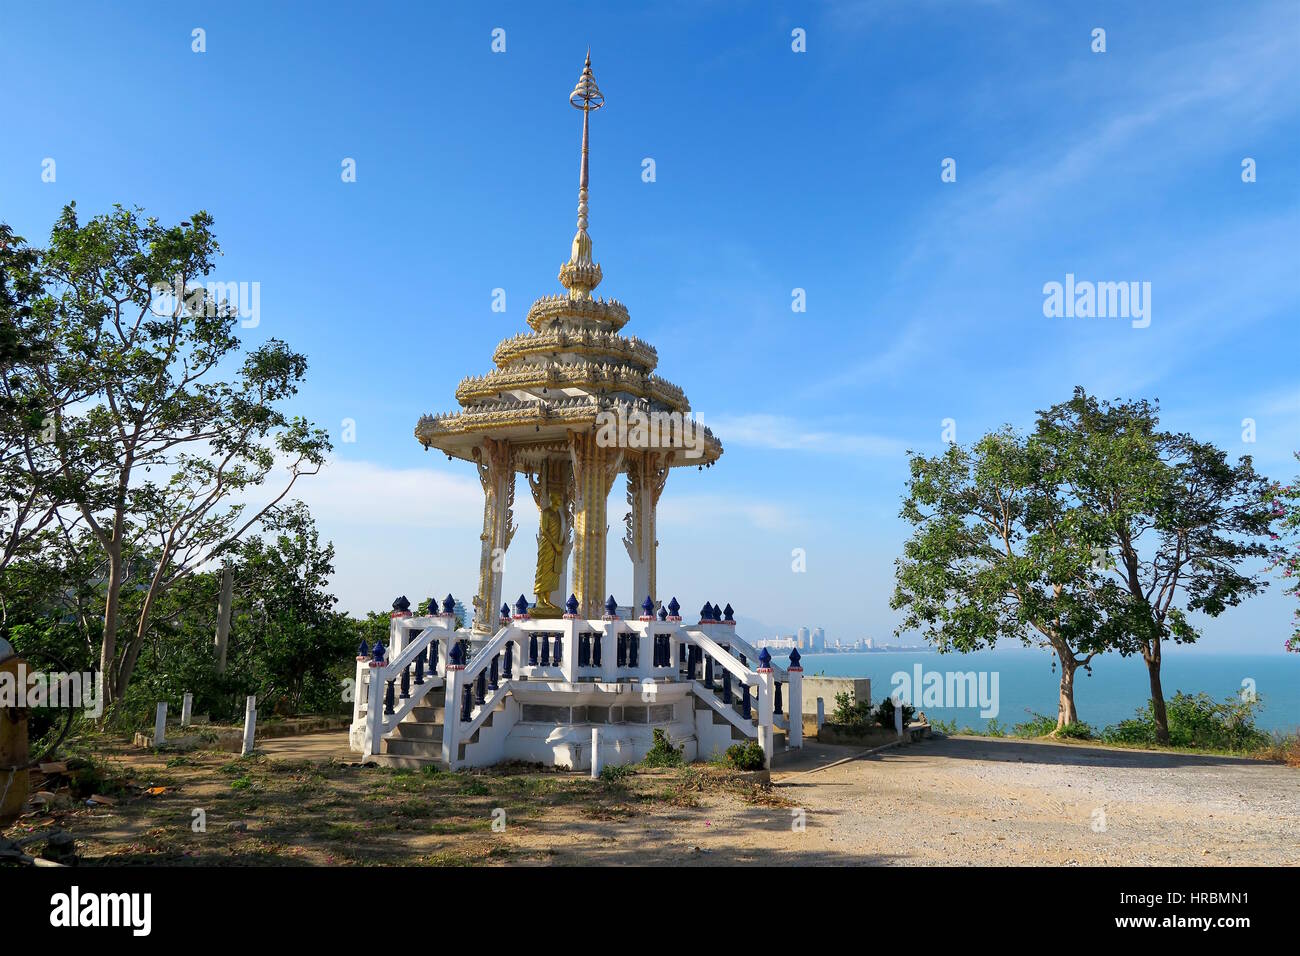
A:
[801,677,870,716]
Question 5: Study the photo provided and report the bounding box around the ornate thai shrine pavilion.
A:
[349,55,803,772]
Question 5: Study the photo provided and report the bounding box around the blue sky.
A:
[2,1,1298,652]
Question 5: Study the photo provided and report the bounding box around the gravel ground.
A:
[769,735,1300,866]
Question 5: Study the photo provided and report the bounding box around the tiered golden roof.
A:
[415,53,722,470]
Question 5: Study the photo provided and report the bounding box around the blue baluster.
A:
[704,655,714,689]
[488,654,499,691]
[503,641,514,678]
[475,669,487,704]
[578,633,590,667]
[774,681,783,715]
[529,633,538,666]
[722,667,732,704]
[540,632,550,666]
[413,651,424,686]
[461,684,473,721]
[399,663,411,700]
[552,633,562,664]
[430,639,440,674]
[593,632,602,667]
[742,682,752,719]
[384,678,396,715]
[629,633,639,668]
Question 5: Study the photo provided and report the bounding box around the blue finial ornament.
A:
[667,596,680,616]
[357,639,369,658]
[449,641,465,667]
[441,593,455,614]
[372,640,386,664]
[758,647,772,669]
[500,602,510,619]
[788,647,801,668]
[605,594,618,615]
[641,595,654,615]
[566,593,579,615]
[699,603,712,620]
[723,603,735,622]
[392,595,410,613]
[657,606,668,621]
[515,594,530,616]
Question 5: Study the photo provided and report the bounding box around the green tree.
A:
[893,428,1123,730]
[26,204,330,711]
[1271,453,1299,653]
[1035,389,1276,744]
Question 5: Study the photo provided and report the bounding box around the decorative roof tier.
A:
[414,53,722,473]
[492,329,658,373]
[454,362,689,411]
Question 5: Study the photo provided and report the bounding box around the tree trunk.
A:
[97,546,123,716]
[1147,652,1170,745]
[1056,656,1079,731]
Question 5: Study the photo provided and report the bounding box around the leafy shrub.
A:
[984,719,1006,738]
[1054,720,1094,740]
[642,728,684,768]
[1101,692,1270,752]
[1013,712,1060,737]
[1013,711,1092,739]
[722,741,765,771]
[599,764,634,782]
[873,696,915,729]
[830,691,872,728]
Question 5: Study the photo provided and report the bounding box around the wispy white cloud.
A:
[705,413,908,458]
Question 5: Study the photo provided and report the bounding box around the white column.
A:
[181,693,193,728]
[241,695,257,756]
[153,702,167,747]
[442,665,465,768]
[786,666,803,748]
[756,668,774,769]
[590,727,602,779]
[560,619,578,683]
[366,664,385,758]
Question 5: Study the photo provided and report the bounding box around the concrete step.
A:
[410,704,445,722]
[382,737,444,758]
[394,722,443,741]
[371,753,447,771]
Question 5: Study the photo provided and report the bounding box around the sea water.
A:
[789,648,1300,733]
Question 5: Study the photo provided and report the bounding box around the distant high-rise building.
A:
[796,626,810,650]
[812,626,825,653]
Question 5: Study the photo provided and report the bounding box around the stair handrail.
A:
[364,621,452,756]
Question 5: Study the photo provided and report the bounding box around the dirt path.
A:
[769,736,1300,866]
[10,734,1296,866]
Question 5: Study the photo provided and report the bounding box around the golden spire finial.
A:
[560,51,605,300]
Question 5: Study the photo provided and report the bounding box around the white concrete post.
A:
[153,702,167,747]
[561,618,578,683]
[241,695,256,756]
[816,697,825,731]
[352,659,367,725]
[894,696,904,739]
[442,664,465,768]
[590,727,602,779]
[601,621,619,683]
[756,668,774,769]
[181,693,193,728]
[786,665,803,748]
[367,663,386,758]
